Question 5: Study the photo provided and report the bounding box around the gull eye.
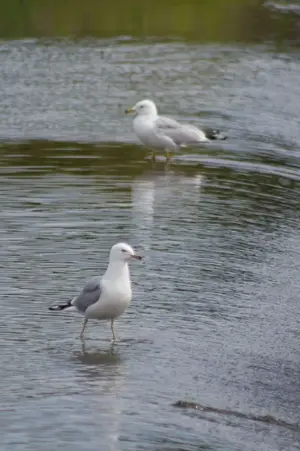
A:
[121,249,127,253]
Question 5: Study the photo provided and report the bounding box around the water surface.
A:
[1,4,300,450]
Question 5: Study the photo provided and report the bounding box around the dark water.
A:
[1,2,300,451]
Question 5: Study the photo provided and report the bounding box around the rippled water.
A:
[1,32,300,451]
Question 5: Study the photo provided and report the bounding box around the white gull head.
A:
[126,99,158,118]
[109,242,142,263]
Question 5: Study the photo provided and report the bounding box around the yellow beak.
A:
[125,107,135,114]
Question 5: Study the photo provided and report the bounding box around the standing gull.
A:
[125,99,224,162]
[49,242,142,342]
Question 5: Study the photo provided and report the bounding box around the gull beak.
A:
[131,254,142,260]
[125,107,135,114]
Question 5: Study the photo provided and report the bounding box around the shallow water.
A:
[1,5,300,450]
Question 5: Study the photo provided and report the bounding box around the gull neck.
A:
[104,260,130,280]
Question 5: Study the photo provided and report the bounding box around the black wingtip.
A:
[48,300,72,311]
[49,305,65,311]
[205,129,227,140]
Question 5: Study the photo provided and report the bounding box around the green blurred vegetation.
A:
[0,0,294,42]
[0,0,299,42]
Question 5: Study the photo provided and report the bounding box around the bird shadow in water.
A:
[73,336,153,365]
[71,339,122,366]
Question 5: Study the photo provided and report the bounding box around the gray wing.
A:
[72,276,102,313]
[155,115,182,130]
[155,115,208,145]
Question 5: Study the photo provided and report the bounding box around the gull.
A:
[125,99,224,162]
[48,242,142,342]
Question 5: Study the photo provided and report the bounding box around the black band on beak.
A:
[132,254,142,260]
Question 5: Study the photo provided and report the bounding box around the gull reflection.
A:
[71,344,126,451]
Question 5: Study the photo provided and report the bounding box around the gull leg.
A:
[80,318,88,340]
[165,149,172,164]
[111,319,118,343]
[151,152,156,169]
[81,340,87,355]
[145,151,156,166]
